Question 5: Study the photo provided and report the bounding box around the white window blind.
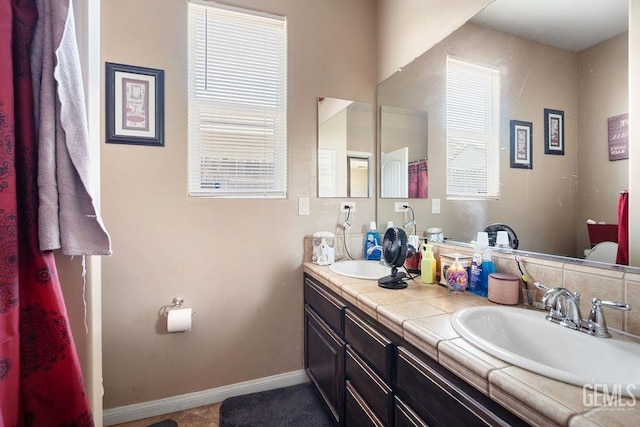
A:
[445,56,500,199]
[188,2,287,198]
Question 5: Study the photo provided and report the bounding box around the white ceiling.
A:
[471,0,628,52]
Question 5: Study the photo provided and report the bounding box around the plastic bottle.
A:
[420,242,436,284]
[480,246,496,297]
[364,221,381,261]
[468,251,484,296]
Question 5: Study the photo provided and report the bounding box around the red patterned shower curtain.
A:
[408,159,428,199]
[616,191,629,265]
[0,0,93,425]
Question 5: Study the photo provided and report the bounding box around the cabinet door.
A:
[346,380,385,427]
[305,305,345,426]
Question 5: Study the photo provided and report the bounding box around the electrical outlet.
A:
[394,202,409,212]
[340,202,356,213]
[432,198,441,214]
[298,197,310,216]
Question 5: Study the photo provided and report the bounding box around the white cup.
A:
[496,230,510,247]
[476,231,489,248]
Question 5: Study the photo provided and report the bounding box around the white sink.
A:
[329,260,391,280]
[451,306,640,396]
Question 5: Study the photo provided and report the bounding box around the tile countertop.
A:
[303,262,640,427]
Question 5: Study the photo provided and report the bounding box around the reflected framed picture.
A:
[105,62,164,146]
[510,120,533,169]
[544,108,564,155]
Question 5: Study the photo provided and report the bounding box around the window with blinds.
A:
[188,2,287,198]
[445,56,500,200]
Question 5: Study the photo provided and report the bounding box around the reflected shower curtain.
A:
[0,0,93,425]
[408,159,428,199]
[616,191,629,265]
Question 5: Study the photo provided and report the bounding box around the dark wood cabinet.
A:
[345,309,393,382]
[305,305,345,426]
[395,347,528,427]
[346,345,393,425]
[394,396,428,427]
[303,273,528,427]
[346,380,386,427]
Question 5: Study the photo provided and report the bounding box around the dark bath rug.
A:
[220,383,333,427]
[147,420,178,427]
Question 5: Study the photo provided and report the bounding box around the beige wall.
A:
[101,0,377,408]
[376,0,490,82]
[577,33,629,252]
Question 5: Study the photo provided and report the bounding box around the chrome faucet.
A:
[539,286,583,329]
[535,282,631,338]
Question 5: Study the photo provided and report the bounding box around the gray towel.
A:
[31,0,111,256]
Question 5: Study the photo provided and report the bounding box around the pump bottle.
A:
[420,242,436,284]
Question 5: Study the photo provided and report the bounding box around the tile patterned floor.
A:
[112,402,221,427]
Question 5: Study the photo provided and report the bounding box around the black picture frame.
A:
[105,62,165,146]
[510,120,533,169]
[544,108,564,155]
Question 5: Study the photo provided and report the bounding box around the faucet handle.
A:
[587,298,631,338]
[534,282,551,291]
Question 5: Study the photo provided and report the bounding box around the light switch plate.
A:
[432,198,441,214]
[298,197,310,216]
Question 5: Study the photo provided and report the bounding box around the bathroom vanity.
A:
[303,262,640,427]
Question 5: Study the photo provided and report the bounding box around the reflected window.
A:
[445,56,500,199]
[347,156,369,197]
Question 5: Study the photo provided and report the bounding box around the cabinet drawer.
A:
[346,346,393,426]
[345,309,393,381]
[396,346,527,427]
[346,380,385,427]
[305,276,345,335]
[394,396,427,427]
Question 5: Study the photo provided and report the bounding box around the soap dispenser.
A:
[420,242,436,284]
[445,253,468,293]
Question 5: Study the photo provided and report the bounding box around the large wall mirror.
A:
[318,97,373,197]
[377,0,633,265]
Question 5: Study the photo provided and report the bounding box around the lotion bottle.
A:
[420,242,436,284]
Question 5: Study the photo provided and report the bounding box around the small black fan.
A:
[378,227,415,289]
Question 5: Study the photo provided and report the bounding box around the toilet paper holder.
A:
[160,296,196,317]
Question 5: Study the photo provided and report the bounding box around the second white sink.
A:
[451,306,640,397]
[329,260,391,280]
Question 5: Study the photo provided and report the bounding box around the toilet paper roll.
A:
[167,308,192,333]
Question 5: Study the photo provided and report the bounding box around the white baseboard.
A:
[103,369,308,426]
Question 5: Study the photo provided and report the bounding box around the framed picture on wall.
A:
[544,108,564,155]
[105,62,165,146]
[510,120,533,169]
[608,113,629,161]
